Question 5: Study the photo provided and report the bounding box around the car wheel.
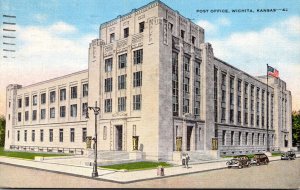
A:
[264,160,268,165]
[256,162,260,166]
[228,166,232,169]
[238,165,243,169]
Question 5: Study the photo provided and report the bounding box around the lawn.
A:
[100,161,172,171]
[0,147,69,160]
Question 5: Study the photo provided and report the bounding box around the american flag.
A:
[268,65,279,78]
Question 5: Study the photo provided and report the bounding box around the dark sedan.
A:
[251,153,269,165]
[281,151,296,160]
[226,155,251,169]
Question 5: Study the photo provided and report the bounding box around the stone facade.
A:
[4,0,293,160]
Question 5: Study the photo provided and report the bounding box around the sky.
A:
[0,0,300,115]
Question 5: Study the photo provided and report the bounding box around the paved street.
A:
[0,159,299,188]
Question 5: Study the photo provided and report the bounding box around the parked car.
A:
[226,155,251,169]
[281,151,296,160]
[251,153,269,165]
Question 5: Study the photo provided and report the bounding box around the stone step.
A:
[88,151,129,160]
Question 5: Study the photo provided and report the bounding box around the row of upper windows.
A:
[104,71,142,92]
[15,84,88,109]
[17,128,87,143]
[104,95,141,113]
[104,49,143,72]
[220,73,273,100]
[16,103,88,122]
[109,22,145,43]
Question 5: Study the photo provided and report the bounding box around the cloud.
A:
[49,21,77,34]
[196,20,217,33]
[0,22,97,115]
[196,17,231,34]
[210,16,300,111]
[217,17,231,26]
[33,13,48,22]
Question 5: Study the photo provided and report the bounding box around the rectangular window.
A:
[25,111,29,121]
[238,80,242,92]
[222,130,226,145]
[70,104,77,117]
[82,128,87,142]
[60,88,66,101]
[124,27,129,38]
[49,129,53,142]
[71,86,77,99]
[60,106,66,118]
[133,49,143,65]
[83,84,88,97]
[70,128,75,142]
[133,71,142,87]
[104,99,112,113]
[24,130,27,142]
[222,90,226,103]
[133,95,141,110]
[195,60,201,76]
[104,78,113,92]
[238,96,241,107]
[104,58,113,72]
[238,132,242,145]
[181,30,185,39]
[184,77,190,93]
[82,102,88,116]
[230,93,234,105]
[221,73,226,86]
[257,87,260,98]
[230,109,234,123]
[18,98,22,108]
[221,107,226,122]
[139,22,145,33]
[110,33,115,43]
[257,133,260,145]
[25,97,29,107]
[118,53,127,68]
[252,133,254,145]
[50,107,55,118]
[192,36,196,45]
[41,93,46,104]
[230,76,234,89]
[244,82,248,94]
[32,110,37,121]
[231,131,234,145]
[50,91,56,103]
[18,112,21,122]
[238,111,241,123]
[195,81,200,95]
[245,132,248,145]
[172,52,179,116]
[251,85,254,97]
[183,99,189,113]
[40,129,44,142]
[59,129,63,142]
[244,112,248,124]
[118,97,126,112]
[17,131,20,141]
[41,109,46,120]
[251,114,254,125]
[32,130,35,142]
[118,75,127,90]
[184,56,190,72]
[33,95,38,106]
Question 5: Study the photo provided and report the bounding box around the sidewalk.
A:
[0,154,299,183]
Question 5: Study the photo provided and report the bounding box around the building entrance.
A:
[187,126,193,151]
[116,125,123,150]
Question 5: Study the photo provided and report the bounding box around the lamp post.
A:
[85,101,100,178]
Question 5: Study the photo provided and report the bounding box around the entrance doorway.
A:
[186,126,193,151]
[115,125,123,150]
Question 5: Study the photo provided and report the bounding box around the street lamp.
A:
[85,101,100,178]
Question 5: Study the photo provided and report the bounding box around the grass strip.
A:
[0,147,68,160]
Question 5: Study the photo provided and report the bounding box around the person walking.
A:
[182,153,186,168]
[185,153,190,169]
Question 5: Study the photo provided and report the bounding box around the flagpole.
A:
[266,64,270,152]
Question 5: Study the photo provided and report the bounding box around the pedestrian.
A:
[185,153,190,169]
[182,153,186,168]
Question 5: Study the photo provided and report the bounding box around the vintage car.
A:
[281,151,296,160]
[226,155,251,169]
[251,153,269,165]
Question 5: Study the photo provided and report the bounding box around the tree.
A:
[0,115,6,147]
[292,110,300,146]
